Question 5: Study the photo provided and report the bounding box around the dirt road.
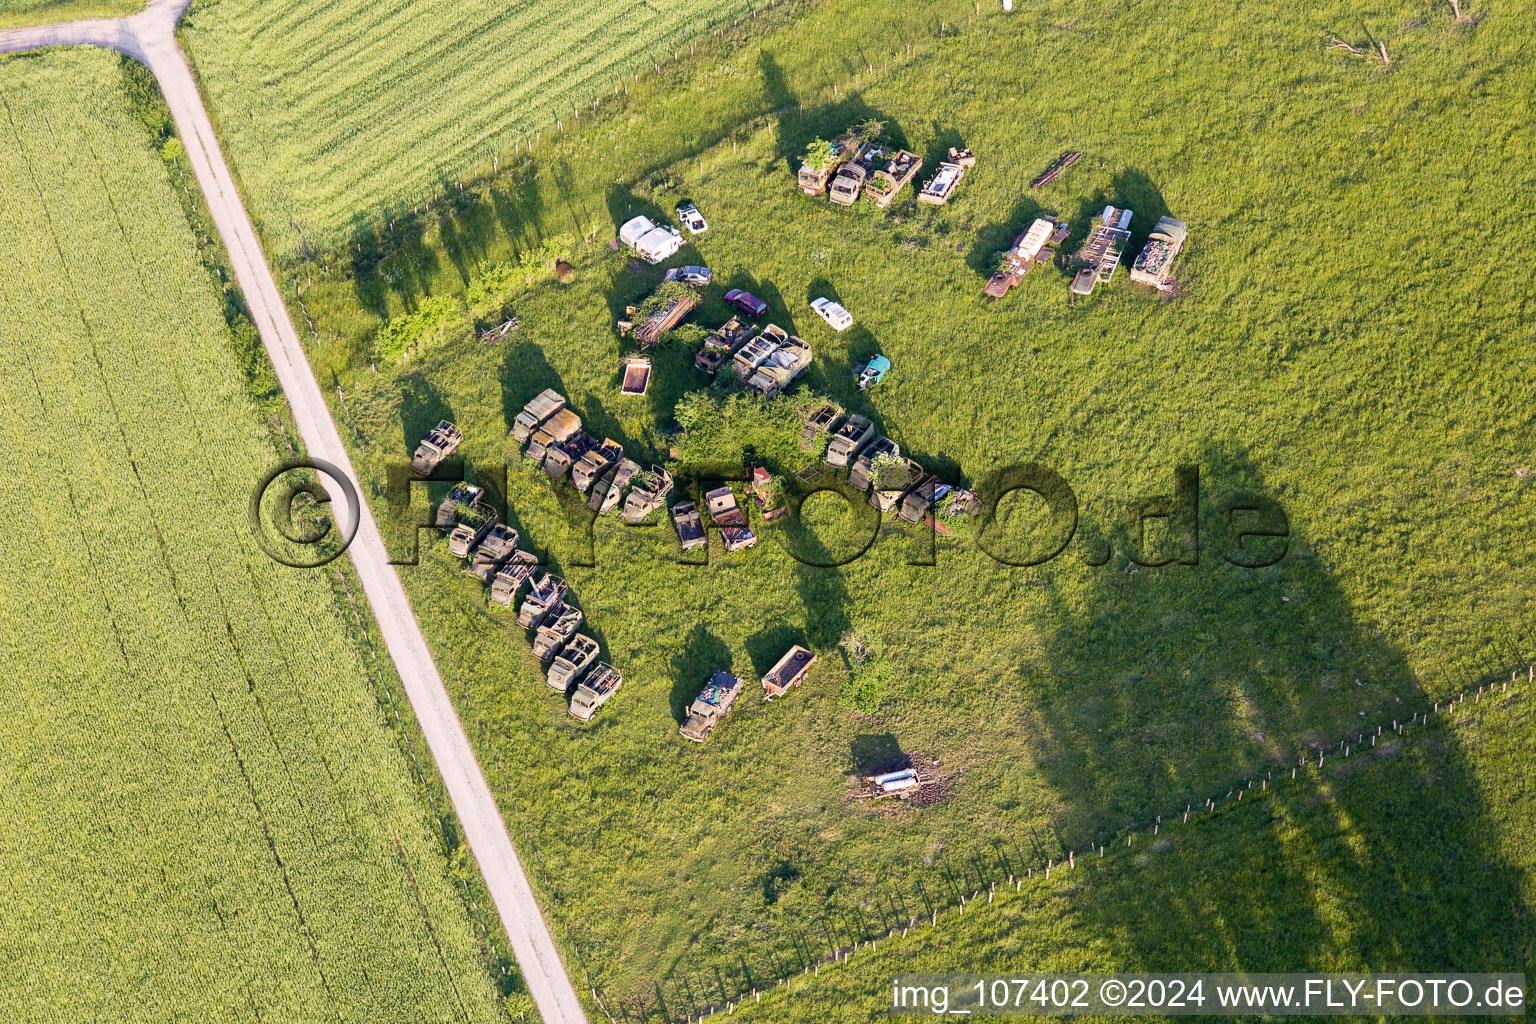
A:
[1,7,589,1022]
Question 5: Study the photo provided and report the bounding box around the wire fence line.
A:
[641,657,1533,1024]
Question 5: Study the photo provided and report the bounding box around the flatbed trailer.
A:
[985,216,1067,298]
[762,645,818,698]
[633,292,700,349]
[1129,216,1188,292]
[1071,206,1133,297]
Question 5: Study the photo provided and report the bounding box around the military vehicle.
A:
[1130,216,1188,292]
[869,458,925,513]
[589,458,640,514]
[742,328,813,399]
[672,501,706,550]
[864,149,923,208]
[797,135,870,196]
[899,475,945,523]
[435,482,484,529]
[762,645,818,698]
[510,389,565,443]
[547,634,600,691]
[1071,206,1134,297]
[622,466,673,523]
[489,559,539,607]
[569,663,623,720]
[526,408,582,463]
[571,438,623,494]
[825,414,875,468]
[518,573,569,628]
[828,148,877,206]
[467,523,520,580]
[543,431,596,483]
[446,500,498,558]
[918,161,965,205]
[695,315,757,374]
[848,437,900,492]
[531,604,585,662]
[411,420,462,474]
[799,402,844,452]
[705,486,757,552]
[678,670,744,742]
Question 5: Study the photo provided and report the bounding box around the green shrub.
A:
[374,292,465,363]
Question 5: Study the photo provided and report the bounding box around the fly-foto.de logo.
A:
[326,460,1290,571]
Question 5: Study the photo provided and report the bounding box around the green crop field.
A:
[0,50,510,1024]
[268,0,1536,1016]
[180,0,758,259]
[0,0,140,28]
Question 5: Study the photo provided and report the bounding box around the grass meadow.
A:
[266,0,1536,1014]
[0,49,513,1023]
[730,688,1536,1022]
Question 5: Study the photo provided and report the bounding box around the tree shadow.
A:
[499,339,567,433]
[489,163,548,252]
[966,194,1047,277]
[396,371,456,456]
[669,624,734,723]
[849,732,907,776]
[1021,439,1536,972]
[351,208,440,319]
[1069,167,1172,258]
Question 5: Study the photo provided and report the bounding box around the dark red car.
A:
[724,288,768,318]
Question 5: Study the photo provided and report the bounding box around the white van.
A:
[618,215,682,264]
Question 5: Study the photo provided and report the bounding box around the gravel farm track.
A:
[0,5,589,1023]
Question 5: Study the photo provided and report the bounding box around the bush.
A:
[672,390,806,471]
[838,630,892,714]
[374,292,465,363]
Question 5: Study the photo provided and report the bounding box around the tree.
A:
[851,118,885,146]
[802,137,839,173]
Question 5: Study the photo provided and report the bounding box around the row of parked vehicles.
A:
[798,132,975,208]
[413,414,626,720]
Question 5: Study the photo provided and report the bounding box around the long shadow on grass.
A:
[670,624,733,723]
[1022,440,1535,972]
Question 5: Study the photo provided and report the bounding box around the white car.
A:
[810,297,853,332]
[677,202,708,235]
[618,215,683,264]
